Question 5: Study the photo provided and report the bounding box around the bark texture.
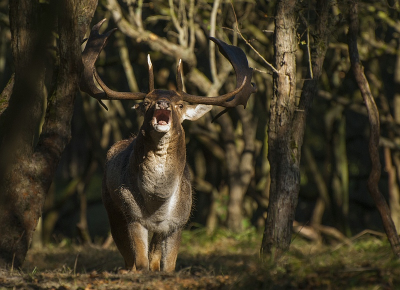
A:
[0,0,97,268]
[218,107,256,232]
[261,0,298,256]
[261,0,332,255]
[347,0,400,258]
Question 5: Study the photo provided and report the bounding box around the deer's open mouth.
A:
[152,109,171,132]
[154,109,171,125]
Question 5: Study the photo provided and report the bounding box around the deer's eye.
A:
[143,101,150,107]
[178,104,184,109]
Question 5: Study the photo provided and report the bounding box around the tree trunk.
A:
[0,0,97,268]
[261,0,298,256]
[303,145,330,227]
[76,160,98,245]
[385,148,400,233]
[261,0,332,256]
[347,0,400,258]
[390,39,400,234]
[218,106,256,232]
[326,106,351,236]
[217,113,243,231]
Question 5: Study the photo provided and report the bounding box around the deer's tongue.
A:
[153,109,171,125]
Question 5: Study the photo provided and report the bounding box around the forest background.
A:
[1,0,400,288]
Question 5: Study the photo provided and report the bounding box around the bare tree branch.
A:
[209,0,221,83]
[169,0,186,46]
[229,3,278,74]
[116,32,139,92]
[347,0,400,258]
[107,0,197,67]
[0,74,14,116]
[188,0,196,51]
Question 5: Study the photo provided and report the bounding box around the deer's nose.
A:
[156,99,170,110]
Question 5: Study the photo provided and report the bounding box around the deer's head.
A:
[80,19,257,135]
[133,89,213,137]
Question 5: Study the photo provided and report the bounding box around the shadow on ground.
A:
[1,232,400,289]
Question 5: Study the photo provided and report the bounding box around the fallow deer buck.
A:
[80,19,256,272]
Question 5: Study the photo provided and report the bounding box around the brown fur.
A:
[102,91,211,272]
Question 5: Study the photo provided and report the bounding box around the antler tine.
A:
[80,19,116,106]
[94,69,146,101]
[148,54,154,92]
[181,77,247,106]
[176,59,183,92]
[181,38,257,108]
[80,19,146,110]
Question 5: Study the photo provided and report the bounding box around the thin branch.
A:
[209,0,221,83]
[107,0,196,67]
[332,229,387,252]
[230,3,278,74]
[348,0,400,258]
[0,74,15,116]
[298,10,313,78]
[188,0,196,51]
[206,0,234,98]
[169,0,182,33]
[180,0,189,46]
[116,32,139,92]
[135,0,144,30]
[169,0,186,46]
[306,8,313,78]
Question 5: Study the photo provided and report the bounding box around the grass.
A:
[1,228,400,289]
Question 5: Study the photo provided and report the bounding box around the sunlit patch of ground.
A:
[1,228,400,289]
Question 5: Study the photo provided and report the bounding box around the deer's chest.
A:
[137,151,181,198]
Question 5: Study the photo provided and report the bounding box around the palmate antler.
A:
[177,37,257,108]
[80,19,146,110]
[80,19,257,110]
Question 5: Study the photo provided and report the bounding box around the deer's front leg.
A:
[130,222,149,271]
[149,233,162,271]
[160,230,182,272]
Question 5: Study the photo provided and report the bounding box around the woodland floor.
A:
[1,228,400,289]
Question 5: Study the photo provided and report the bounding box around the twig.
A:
[253,68,268,74]
[169,0,186,46]
[306,10,313,78]
[299,11,313,79]
[230,2,278,74]
[74,253,80,276]
[10,253,15,274]
[107,0,197,66]
[351,229,387,240]
[332,229,387,252]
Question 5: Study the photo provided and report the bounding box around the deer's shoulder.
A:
[106,135,136,161]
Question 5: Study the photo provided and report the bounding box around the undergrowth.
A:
[0,228,399,289]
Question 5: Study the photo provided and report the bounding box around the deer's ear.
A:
[183,104,212,121]
[132,102,146,116]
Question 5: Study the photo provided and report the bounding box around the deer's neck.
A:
[130,129,186,200]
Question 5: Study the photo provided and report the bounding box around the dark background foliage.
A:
[1,0,400,247]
